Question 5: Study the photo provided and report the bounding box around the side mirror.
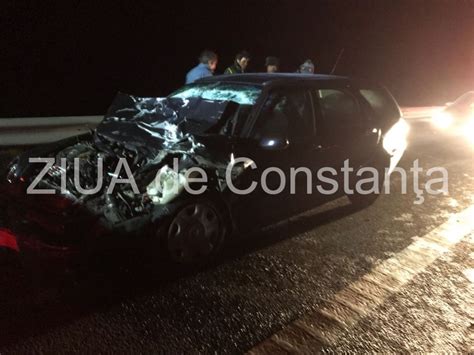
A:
[259,136,289,150]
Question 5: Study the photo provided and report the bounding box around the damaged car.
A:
[1,74,408,266]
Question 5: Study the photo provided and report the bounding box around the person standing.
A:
[185,50,218,84]
[297,59,315,74]
[224,50,251,75]
[265,56,279,73]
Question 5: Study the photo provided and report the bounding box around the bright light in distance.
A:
[383,118,410,155]
[432,110,453,129]
[463,115,474,145]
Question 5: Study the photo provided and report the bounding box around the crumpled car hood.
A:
[95,92,231,155]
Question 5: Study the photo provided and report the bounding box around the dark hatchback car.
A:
[1,74,408,266]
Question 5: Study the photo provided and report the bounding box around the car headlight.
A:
[6,158,20,183]
[146,165,186,205]
[432,110,453,129]
[383,118,410,155]
[462,116,474,145]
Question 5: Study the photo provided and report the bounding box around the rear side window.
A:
[316,89,359,123]
[359,88,400,122]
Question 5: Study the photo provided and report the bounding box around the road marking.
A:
[248,205,474,353]
[463,269,474,283]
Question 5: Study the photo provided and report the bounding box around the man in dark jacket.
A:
[297,59,315,73]
[224,51,251,75]
[265,56,279,73]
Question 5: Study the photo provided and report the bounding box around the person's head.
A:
[199,50,218,72]
[235,50,251,71]
[299,59,315,74]
[265,56,279,73]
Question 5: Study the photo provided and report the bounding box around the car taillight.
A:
[0,229,19,252]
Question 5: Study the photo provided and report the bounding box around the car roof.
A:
[197,73,350,86]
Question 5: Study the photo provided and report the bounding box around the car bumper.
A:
[1,180,167,270]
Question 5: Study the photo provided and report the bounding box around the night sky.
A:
[1,0,473,117]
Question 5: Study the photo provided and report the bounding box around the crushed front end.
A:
[0,92,243,267]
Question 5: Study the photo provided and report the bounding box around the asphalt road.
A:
[0,116,473,353]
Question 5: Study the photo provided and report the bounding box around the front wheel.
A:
[158,201,226,265]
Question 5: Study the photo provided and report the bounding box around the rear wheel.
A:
[348,159,388,208]
[348,186,380,207]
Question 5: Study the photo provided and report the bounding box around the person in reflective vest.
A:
[224,50,251,75]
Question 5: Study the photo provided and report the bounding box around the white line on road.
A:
[249,205,474,353]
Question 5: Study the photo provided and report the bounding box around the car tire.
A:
[347,159,387,208]
[348,187,380,207]
[156,199,227,266]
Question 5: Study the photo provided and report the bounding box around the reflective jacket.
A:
[224,62,244,75]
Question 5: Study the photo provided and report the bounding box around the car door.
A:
[281,87,335,214]
[230,86,328,231]
[310,86,379,192]
[229,88,295,231]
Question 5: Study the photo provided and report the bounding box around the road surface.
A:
[0,114,473,353]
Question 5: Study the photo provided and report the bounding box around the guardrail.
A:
[401,106,442,120]
[0,116,103,146]
[0,107,441,146]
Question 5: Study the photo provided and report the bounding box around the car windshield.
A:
[167,82,262,136]
[169,82,262,105]
[100,83,262,143]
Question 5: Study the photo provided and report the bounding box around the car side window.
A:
[253,89,314,141]
[316,89,359,124]
[359,88,400,122]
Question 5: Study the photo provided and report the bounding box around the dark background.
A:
[1,0,473,117]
